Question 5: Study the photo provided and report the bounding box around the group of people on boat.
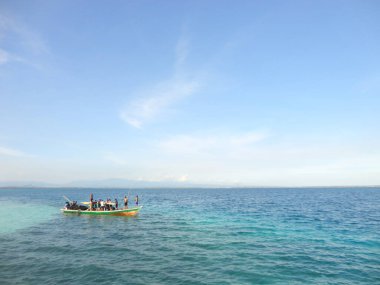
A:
[88,193,139,211]
[64,194,139,211]
[64,200,87,210]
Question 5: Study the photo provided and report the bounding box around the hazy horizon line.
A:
[1,185,379,190]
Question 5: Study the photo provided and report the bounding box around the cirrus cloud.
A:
[120,34,200,129]
[159,131,269,155]
[0,48,10,64]
[0,13,49,67]
[120,77,199,128]
[0,145,30,157]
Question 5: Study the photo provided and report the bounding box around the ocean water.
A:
[0,187,379,284]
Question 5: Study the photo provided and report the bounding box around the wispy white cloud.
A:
[120,77,199,128]
[135,173,190,183]
[177,174,189,182]
[160,134,216,154]
[0,47,26,66]
[0,48,9,64]
[103,152,128,165]
[159,131,269,155]
[139,173,190,183]
[0,146,29,157]
[155,134,380,186]
[229,132,268,146]
[101,153,192,183]
[0,13,49,66]
[120,35,200,128]
[175,34,189,69]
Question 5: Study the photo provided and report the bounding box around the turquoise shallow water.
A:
[0,187,379,284]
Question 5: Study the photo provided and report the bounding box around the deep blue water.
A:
[0,187,379,284]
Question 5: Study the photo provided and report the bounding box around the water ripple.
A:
[0,187,379,284]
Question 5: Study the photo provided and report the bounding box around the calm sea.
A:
[0,187,379,284]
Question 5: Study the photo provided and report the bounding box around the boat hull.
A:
[61,206,142,216]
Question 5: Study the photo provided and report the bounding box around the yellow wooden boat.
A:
[62,206,142,216]
[62,196,141,216]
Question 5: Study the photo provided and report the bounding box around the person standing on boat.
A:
[90,193,94,211]
[124,195,128,209]
[106,198,110,211]
[135,195,139,206]
[115,198,118,210]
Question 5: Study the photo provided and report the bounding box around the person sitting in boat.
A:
[124,195,128,209]
[135,195,139,206]
[70,201,82,210]
[65,201,74,209]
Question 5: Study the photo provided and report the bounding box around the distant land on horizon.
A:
[0,178,202,189]
[0,179,379,189]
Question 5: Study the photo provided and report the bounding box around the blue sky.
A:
[0,0,379,186]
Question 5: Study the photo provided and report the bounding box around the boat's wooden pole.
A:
[63,195,72,203]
